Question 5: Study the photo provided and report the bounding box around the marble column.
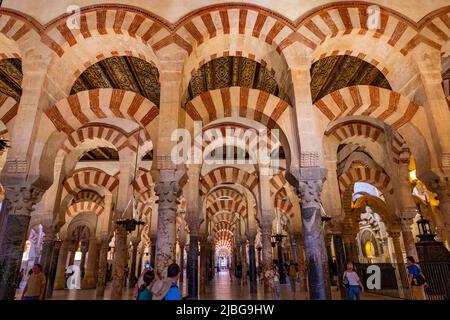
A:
[110,225,128,300]
[154,177,179,279]
[343,233,359,263]
[390,231,408,297]
[276,242,286,284]
[0,186,44,300]
[150,237,156,267]
[248,238,257,294]
[187,230,199,299]
[296,177,331,300]
[82,238,100,289]
[39,227,56,281]
[294,235,308,292]
[67,242,77,267]
[95,239,110,298]
[260,218,274,298]
[45,240,61,298]
[54,240,70,290]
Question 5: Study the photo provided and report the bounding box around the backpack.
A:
[342,271,350,289]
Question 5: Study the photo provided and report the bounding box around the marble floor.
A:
[15,270,399,300]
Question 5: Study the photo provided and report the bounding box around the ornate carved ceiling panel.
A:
[0,58,22,102]
[185,56,287,105]
[71,56,160,107]
[310,55,391,103]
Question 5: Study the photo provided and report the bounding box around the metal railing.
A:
[353,262,449,300]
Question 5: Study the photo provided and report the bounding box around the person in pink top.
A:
[342,261,364,300]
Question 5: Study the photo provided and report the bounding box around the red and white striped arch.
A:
[200,167,258,196]
[41,6,170,58]
[133,170,154,200]
[338,166,393,195]
[206,200,246,217]
[419,7,450,58]
[66,200,104,217]
[73,190,104,205]
[0,10,41,57]
[314,85,420,129]
[0,93,18,136]
[45,88,159,136]
[63,168,119,195]
[326,120,409,164]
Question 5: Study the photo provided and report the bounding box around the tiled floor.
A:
[15,270,399,300]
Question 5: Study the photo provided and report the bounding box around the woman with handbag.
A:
[406,256,428,300]
[342,262,364,300]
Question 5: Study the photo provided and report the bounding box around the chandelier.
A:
[115,128,145,233]
[271,208,286,245]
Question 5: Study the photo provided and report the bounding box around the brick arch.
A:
[418,7,450,57]
[133,170,154,199]
[314,85,420,129]
[274,188,293,215]
[45,88,159,136]
[206,188,246,217]
[0,92,19,135]
[59,123,152,155]
[41,5,170,59]
[211,211,239,226]
[338,166,393,196]
[200,167,258,196]
[66,200,104,217]
[73,190,103,205]
[0,9,41,57]
[63,167,119,195]
[325,120,409,164]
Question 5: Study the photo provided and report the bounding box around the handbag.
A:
[342,271,350,289]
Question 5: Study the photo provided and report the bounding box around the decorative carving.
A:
[296,179,323,208]
[300,152,320,167]
[3,185,44,216]
[5,159,29,174]
[441,153,450,168]
[155,180,179,206]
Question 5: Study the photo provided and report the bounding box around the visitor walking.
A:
[151,263,182,300]
[21,264,46,300]
[136,270,155,300]
[342,261,364,300]
[287,261,297,299]
[273,264,281,300]
[406,256,428,300]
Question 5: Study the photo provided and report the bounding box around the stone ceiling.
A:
[0,58,22,102]
[310,55,391,103]
[71,56,160,107]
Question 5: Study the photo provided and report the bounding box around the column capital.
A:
[2,184,45,217]
[295,179,323,209]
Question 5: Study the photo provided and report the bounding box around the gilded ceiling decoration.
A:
[80,147,119,161]
[0,58,22,102]
[310,55,391,103]
[71,56,160,107]
[185,56,288,105]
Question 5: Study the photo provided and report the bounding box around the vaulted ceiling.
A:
[71,56,160,107]
[79,147,153,161]
[310,55,391,103]
[185,56,288,105]
[0,58,22,102]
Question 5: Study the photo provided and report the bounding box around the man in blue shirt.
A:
[406,256,428,300]
[164,263,182,300]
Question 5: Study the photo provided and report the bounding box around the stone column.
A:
[260,218,274,298]
[241,240,248,286]
[276,241,286,284]
[39,225,57,282]
[248,236,257,294]
[343,233,359,263]
[79,240,89,279]
[331,226,347,299]
[295,176,331,300]
[45,240,61,298]
[179,243,185,284]
[187,228,199,299]
[294,234,308,292]
[0,185,44,300]
[154,176,179,279]
[54,239,70,290]
[128,239,139,287]
[95,239,110,298]
[82,238,100,289]
[111,225,128,300]
[400,216,419,260]
[150,237,156,267]
[390,231,407,298]
[199,236,207,294]
[67,241,77,267]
